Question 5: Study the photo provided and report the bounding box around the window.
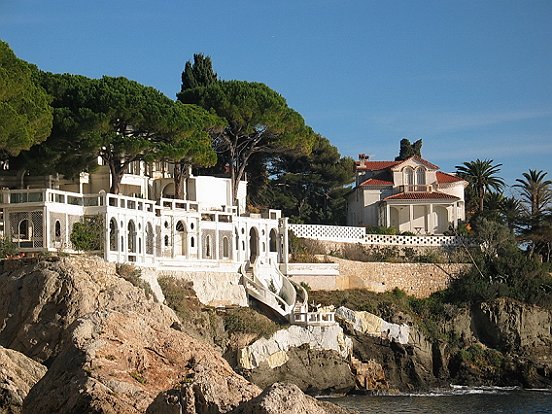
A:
[54,220,61,240]
[145,223,154,255]
[19,219,31,240]
[403,167,414,186]
[222,237,229,258]
[269,229,278,252]
[109,218,118,251]
[416,167,426,185]
[205,235,211,258]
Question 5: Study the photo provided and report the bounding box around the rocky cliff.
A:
[334,299,552,392]
[0,257,347,413]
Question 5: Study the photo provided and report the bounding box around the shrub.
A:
[70,215,103,251]
[0,236,16,258]
[223,307,280,339]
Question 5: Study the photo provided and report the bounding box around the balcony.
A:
[398,184,433,193]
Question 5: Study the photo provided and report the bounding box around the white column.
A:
[281,218,289,275]
[453,201,458,228]
[409,205,414,232]
[385,204,390,227]
[428,204,434,235]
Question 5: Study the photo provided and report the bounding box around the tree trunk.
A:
[108,160,126,194]
[173,162,183,199]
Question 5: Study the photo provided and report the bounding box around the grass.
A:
[222,307,281,340]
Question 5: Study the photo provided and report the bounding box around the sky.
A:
[1,0,551,192]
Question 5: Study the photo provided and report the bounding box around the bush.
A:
[223,307,280,339]
[0,236,16,258]
[70,216,103,251]
[289,233,327,263]
[366,226,397,235]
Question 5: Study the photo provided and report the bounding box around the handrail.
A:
[241,272,290,315]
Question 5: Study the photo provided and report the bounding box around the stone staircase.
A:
[240,259,335,326]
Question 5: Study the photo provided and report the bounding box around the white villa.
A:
[0,159,338,326]
[347,154,467,234]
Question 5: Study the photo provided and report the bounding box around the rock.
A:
[228,383,354,414]
[147,365,260,414]
[0,257,259,414]
[335,306,410,344]
[0,346,47,413]
[350,357,389,391]
[238,325,352,370]
[243,345,355,395]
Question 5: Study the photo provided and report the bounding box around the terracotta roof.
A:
[355,160,400,171]
[436,171,465,184]
[355,156,439,171]
[392,156,439,170]
[383,191,459,201]
[359,178,394,187]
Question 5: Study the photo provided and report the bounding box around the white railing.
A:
[289,223,464,247]
[289,223,366,242]
[292,311,336,326]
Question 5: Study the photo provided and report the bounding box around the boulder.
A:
[229,383,353,414]
[0,346,47,413]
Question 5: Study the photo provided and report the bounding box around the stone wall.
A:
[290,257,471,298]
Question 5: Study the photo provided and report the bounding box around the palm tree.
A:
[513,169,552,224]
[456,159,505,217]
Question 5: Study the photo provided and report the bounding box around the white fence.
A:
[289,223,464,247]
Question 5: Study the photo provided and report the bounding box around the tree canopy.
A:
[395,138,422,161]
[456,159,505,217]
[178,80,316,204]
[12,73,219,194]
[0,41,52,158]
[251,134,355,224]
[180,53,218,92]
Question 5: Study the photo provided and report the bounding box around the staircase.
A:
[240,259,335,326]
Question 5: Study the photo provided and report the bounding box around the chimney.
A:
[358,153,368,168]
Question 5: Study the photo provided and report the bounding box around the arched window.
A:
[145,223,154,255]
[127,220,136,253]
[19,219,31,240]
[164,235,170,247]
[403,167,414,187]
[54,220,61,240]
[109,218,118,251]
[191,236,195,248]
[416,167,426,185]
[222,236,229,258]
[269,229,278,252]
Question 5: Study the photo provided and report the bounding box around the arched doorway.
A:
[249,227,259,263]
[269,229,278,253]
[175,220,187,256]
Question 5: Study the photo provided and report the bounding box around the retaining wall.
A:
[289,257,471,298]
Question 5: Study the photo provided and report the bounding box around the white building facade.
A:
[347,155,467,235]
[0,162,289,272]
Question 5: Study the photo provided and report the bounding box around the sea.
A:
[325,387,552,414]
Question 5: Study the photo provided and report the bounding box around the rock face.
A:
[244,345,355,395]
[0,257,261,413]
[344,297,552,392]
[237,324,355,395]
[336,306,410,344]
[229,383,354,414]
[0,346,47,413]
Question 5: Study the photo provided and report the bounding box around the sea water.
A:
[327,387,552,414]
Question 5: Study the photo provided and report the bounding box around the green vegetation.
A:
[0,236,16,258]
[395,138,422,161]
[70,216,103,252]
[222,307,280,339]
[0,41,52,159]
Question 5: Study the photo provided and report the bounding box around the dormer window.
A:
[416,167,426,185]
[403,167,414,186]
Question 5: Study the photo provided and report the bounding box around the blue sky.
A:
[1,0,551,191]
